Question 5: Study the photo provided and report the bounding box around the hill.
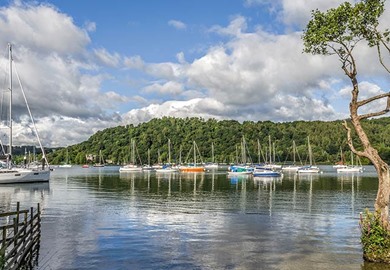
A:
[47,116,390,165]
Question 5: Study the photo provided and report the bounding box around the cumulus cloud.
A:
[94,48,121,67]
[0,2,90,55]
[168,19,187,30]
[339,81,387,116]
[122,98,229,125]
[142,81,184,96]
[0,2,129,146]
[0,0,387,148]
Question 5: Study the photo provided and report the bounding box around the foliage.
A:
[360,209,390,263]
[46,116,390,165]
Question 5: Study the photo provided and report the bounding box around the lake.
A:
[0,165,386,269]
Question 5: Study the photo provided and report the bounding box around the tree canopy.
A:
[47,116,390,166]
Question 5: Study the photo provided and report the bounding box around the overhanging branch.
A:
[342,120,366,157]
[357,93,390,107]
[358,109,390,120]
[377,44,390,74]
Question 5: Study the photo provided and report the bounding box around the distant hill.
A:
[47,116,390,165]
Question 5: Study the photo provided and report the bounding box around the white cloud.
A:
[168,19,187,30]
[0,0,387,148]
[84,20,96,32]
[0,2,90,55]
[339,81,387,117]
[122,98,229,125]
[94,48,120,67]
[142,81,184,96]
[210,16,247,36]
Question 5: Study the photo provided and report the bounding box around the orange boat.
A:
[180,141,205,173]
[179,165,205,173]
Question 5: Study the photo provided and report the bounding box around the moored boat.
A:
[0,44,50,184]
[252,166,282,177]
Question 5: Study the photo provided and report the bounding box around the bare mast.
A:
[8,43,12,168]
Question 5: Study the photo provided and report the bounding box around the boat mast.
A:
[211,142,214,163]
[268,135,272,164]
[193,141,196,165]
[293,140,296,164]
[308,136,312,166]
[8,43,12,167]
[168,139,171,164]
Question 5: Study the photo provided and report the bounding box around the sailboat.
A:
[297,136,321,174]
[263,135,282,169]
[142,149,154,171]
[156,139,178,173]
[119,138,142,172]
[93,149,105,167]
[179,141,205,172]
[59,147,72,168]
[282,140,301,172]
[228,136,254,175]
[336,152,363,173]
[204,142,218,169]
[0,44,50,183]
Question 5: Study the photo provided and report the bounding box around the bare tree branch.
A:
[358,109,390,120]
[377,44,390,74]
[357,93,390,107]
[342,120,366,156]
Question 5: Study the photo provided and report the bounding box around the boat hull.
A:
[119,166,143,172]
[180,167,205,172]
[337,166,363,173]
[0,169,50,184]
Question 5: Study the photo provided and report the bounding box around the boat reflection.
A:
[228,174,251,185]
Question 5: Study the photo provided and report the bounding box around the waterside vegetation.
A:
[47,116,390,166]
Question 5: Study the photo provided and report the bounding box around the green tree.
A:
[303,0,390,262]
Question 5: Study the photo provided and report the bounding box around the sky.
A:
[0,0,389,147]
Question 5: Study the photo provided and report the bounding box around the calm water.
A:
[0,165,387,269]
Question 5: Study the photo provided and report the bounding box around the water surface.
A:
[0,165,386,269]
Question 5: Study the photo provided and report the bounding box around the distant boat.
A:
[82,164,89,168]
[253,166,282,177]
[142,149,155,171]
[156,139,179,173]
[59,148,72,168]
[228,136,254,175]
[282,140,301,172]
[119,139,142,172]
[93,150,105,167]
[228,165,253,175]
[179,141,205,173]
[333,147,346,169]
[297,136,320,174]
[0,44,50,184]
[337,152,363,173]
[263,135,282,170]
[204,142,219,169]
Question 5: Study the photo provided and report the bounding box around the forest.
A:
[45,116,390,166]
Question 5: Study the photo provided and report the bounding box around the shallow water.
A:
[0,165,387,269]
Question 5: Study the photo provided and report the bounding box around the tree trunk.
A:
[350,103,390,224]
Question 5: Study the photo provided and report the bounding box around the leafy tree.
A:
[303,0,390,262]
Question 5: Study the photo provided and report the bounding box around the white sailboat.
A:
[156,139,179,173]
[58,147,72,168]
[282,140,301,172]
[228,136,254,175]
[119,138,142,172]
[0,44,50,183]
[204,142,218,169]
[337,152,363,173]
[297,136,321,174]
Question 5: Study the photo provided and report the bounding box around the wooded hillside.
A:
[47,117,390,165]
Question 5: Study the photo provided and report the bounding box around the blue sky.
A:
[0,0,389,147]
